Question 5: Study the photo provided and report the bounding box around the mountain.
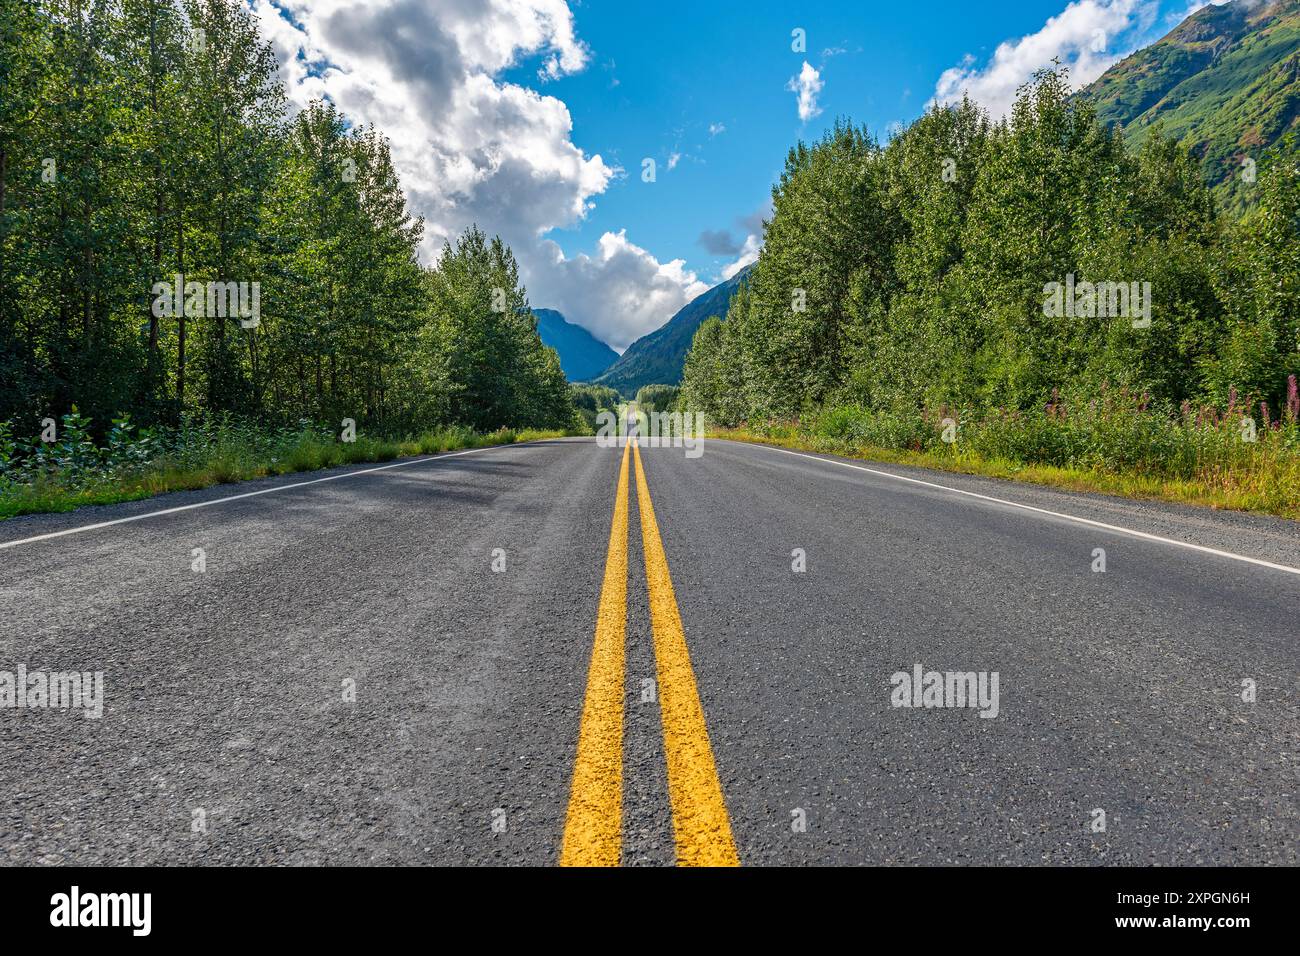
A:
[592,264,754,397]
[1082,0,1300,210]
[533,308,619,382]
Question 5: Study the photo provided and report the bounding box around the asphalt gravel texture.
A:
[1,436,1296,865]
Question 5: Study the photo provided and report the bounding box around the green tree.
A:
[739,121,895,417]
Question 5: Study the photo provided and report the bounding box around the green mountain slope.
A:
[591,264,754,397]
[532,308,618,382]
[1084,0,1300,210]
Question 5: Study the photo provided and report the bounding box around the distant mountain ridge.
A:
[1082,0,1300,210]
[533,308,619,382]
[592,264,754,396]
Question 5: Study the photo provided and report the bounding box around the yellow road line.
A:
[632,441,740,867]
[560,440,631,866]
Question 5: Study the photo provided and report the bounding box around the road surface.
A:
[1,436,1296,865]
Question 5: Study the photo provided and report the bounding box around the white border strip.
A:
[0,441,546,551]
[728,441,1300,578]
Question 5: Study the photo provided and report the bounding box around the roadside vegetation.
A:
[0,409,571,519]
[1,0,587,518]
[633,384,681,413]
[569,384,622,433]
[715,385,1300,518]
[682,65,1300,517]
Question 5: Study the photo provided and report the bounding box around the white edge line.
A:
[723,440,1300,579]
[0,440,558,551]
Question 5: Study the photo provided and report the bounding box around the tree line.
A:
[0,0,573,438]
[682,66,1300,428]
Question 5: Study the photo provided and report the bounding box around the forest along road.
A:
[0,435,1297,865]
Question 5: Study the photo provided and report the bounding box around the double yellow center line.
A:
[559,440,739,867]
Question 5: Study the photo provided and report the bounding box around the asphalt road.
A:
[0,435,1296,865]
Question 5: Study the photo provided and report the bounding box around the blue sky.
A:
[522,0,1201,286]
[512,0,1071,280]
[257,0,1209,350]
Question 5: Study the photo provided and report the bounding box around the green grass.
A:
[713,418,1300,520]
[0,426,570,520]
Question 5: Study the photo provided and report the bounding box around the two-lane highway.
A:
[1,436,1296,864]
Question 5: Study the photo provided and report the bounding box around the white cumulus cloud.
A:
[249,0,707,349]
[930,0,1160,119]
[787,61,824,122]
[721,233,761,280]
[529,231,710,352]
